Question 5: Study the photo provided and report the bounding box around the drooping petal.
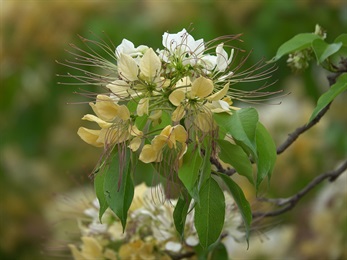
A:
[90,95,119,121]
[128,137,142,152]
[82,114,112,128]
[117,105,131,120]
[139,144,158,163]
[118,53,139,81]
[169,90,185,106]
[139,48,161,80]
[136,98,149,116]
[172,125,187,143]
[191,76,214,99]
[171,105,186,122]
[106,80,131,99]
[207,82,229,101]
[77,127,103,147]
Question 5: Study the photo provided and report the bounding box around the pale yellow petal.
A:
[207,82,229,101]
[90,95,119,121]
[106,80,131,99]
[77,127,103,147]
[171,105,186,122]
[118,53,139,81]
[82,114,112,128]
[80,236,104,259]
[139,144,158,163]
[172,125,187,143]
[117,105,130,120]
[169,90,185,106]
[139,48,161,80]
[152,135,170,150]
[68,244,86,260]
[129,125,143,137]
[128,137,142,152]
[191,76,213,98]
[137,98,149,116]
[149,110,162,121]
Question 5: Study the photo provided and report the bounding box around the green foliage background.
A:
[1,0,346,259]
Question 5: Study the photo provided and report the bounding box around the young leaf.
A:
[269,33,321,62]
[210,242,229,260]
[255,122,277,189]
[309,73,347,122]
[214,108,259,157]
[94,170,108,222]
[219,174,252,245]
[194,178,225,249]
[178,144,203,198]
[217,139,254,184]
[334,33,347,46]
[311,38,343,64]
[173,193,191,238]
[104,150,134,231]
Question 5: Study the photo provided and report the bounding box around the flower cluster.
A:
[77,29,241,167]
[68,183,244,260]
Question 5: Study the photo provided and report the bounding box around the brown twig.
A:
[252,159,347,218]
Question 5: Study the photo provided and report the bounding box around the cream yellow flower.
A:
[139,125,187,163]
[78,94,142,148]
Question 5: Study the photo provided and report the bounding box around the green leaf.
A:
[210,242,229,260]
[194,178,225,249]
[214,108,259,157]
[173,193,191,238]
[178,144,203,199]
[309,73,347,122]
[198,144,212,192]
[94,170,108,222]
[255,123,277,189]
[269,33,321,62]
[334,34,347,46]
[312,39,343,64]
[104,150,134,231]
[219,174,252,245]
[217,139,253,184]
[132,158,157,186]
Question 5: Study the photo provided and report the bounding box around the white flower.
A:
[115,39,148,59]
[165,241,182,252]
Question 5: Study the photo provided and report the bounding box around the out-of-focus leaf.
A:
[194,178,225,249]
[219,174,252,246]
[309,73,347,122]
[334,34,347,46]
[269,33,320,62]
[210,242,228,260]
[312,39,342,64]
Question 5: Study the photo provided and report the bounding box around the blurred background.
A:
[1,0,346,259]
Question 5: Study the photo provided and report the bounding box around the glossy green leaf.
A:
[269,33,321,62]
[255,123,277,189]
[198,144,212,192]
[94,170,108,222]
[219,174,252,245]
[173,194,191,238]
[104,150,134,231]
[194,178,225,249]
[210,242,228,260]
[214,108,259,157]
[178,144,203,198]
[312,38,342,64]
[217,139,253,184]
[309,73,347,122]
